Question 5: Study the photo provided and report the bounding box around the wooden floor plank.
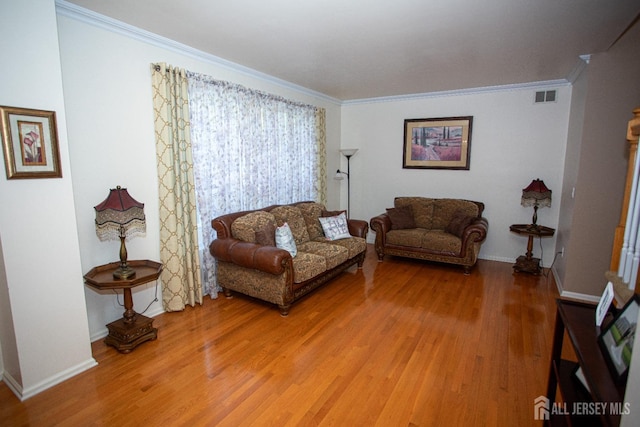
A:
[0,245,559,426]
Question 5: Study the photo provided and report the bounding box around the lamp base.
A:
[105,314,157,353]
[513,255,542,275]
[113,264,136,280]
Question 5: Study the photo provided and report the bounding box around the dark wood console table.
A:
[84,260,162,353]
[544,299,626,426]
[509,223,555,274]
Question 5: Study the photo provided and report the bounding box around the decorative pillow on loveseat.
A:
[319,212,351,241]
[444,210,475,237]
[386,205,416,230]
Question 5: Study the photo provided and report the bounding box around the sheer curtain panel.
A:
[151,63,203,311]
[187,71,327,296]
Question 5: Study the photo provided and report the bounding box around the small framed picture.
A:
[1,105,62,179]
[598,294,639,382]
[403,116,473,170]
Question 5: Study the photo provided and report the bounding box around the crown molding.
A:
[55,0,581,107]
[54,0,341,105]
[342,79,572,106]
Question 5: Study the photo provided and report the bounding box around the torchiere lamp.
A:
[521,179,552,229]
[334,148,358,218]
[94,186,146,279]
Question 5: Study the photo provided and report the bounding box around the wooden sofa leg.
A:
[223,288,233,298]
[463,266,471,275]
[278,304,291,317]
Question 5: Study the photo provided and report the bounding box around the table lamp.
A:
[521,179,551,228]
[94,186,146,279]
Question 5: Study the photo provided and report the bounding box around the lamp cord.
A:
[538,235,562,285]
[113,279,160,315]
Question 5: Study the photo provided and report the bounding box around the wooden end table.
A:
[509,224,555,275]
[84,260,162,353]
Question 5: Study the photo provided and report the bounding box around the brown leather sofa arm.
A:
[347,219,369,238]
[459,217,489,255]
[209,238,292,275]
[462,217,488,241]
[369,213,391,235]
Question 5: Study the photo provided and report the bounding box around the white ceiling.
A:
[65,0,640,101]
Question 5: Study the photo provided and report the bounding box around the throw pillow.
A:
[322,209,347,218]
[386,205,416,230]
[275,222,297,256]
[319,212,352,241]
[255,221,276,246]
[445,210,475,237]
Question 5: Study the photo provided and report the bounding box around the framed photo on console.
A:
[403,116,473,170]
[598,294,639,382]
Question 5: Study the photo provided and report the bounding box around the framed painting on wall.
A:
[403,116,473,170]
[1,105,62,179]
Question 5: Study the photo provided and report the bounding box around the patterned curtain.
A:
[186,71,327,296]
[150,63,203,311]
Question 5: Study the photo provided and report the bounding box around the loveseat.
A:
[210,202,368,315]
[369,197,488,274]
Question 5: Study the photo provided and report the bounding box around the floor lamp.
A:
[335,148,358,218]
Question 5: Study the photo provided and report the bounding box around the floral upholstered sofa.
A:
[210,202,368,315]
[370,197,488,274]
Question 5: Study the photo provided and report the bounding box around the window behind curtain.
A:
[186,71,325,296]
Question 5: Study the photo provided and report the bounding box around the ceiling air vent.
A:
[535,90,557,103]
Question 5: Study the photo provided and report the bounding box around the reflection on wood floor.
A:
[0,245,561,426]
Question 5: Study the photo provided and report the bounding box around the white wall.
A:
[0,0,95,400]
[341,87,571,267]
[55,3,343,340]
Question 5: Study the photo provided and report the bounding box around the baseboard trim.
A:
[558,290,600,304]
[6,358,98,401]
[2,371,23,400]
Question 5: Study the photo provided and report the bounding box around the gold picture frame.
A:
[1,105,62,179]
[403,116,473,170]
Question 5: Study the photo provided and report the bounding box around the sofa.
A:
[369,197,488,274]
[210,201,368,315]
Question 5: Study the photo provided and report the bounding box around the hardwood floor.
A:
[0,245,561,426]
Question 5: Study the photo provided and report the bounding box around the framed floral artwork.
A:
[403,116,473,170]
[1,105,62,179]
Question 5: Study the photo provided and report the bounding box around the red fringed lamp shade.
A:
[94,186,146,279]
[521,179,551,226]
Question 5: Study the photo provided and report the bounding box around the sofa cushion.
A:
[319,212,351,240]
[275,222,297,257]
[386,205,416,229]
[298,241,349,269]
[317,235,367,259]
[386,229,427,248]
[421,230,461,255]
[297,202,326,240]
[231,211,277,244]
[445,210,475,237]
[395,197,435,229]
[387,229,461,255]
[271,205,311,245]
[292,252,327,283]
[432,199,479,230]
